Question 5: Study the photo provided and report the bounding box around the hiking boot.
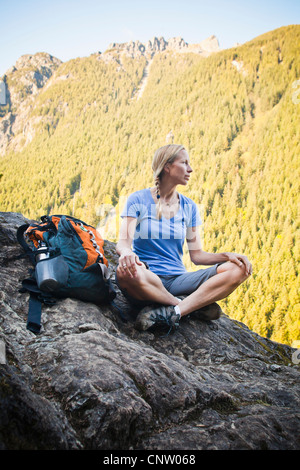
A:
[134,304,181,333]
[190,302,222,321]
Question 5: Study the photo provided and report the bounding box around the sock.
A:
[174,305,181,317]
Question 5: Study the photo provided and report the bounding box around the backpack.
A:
[17,214,117,333]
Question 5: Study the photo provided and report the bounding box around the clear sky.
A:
[1,0,299,77]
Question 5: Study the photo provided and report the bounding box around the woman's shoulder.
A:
[121,188,150,217]
[127,188,150,201]
[179,194,201,225]
[179,193,197,206]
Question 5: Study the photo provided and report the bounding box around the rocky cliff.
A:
[0,212,299,451]
[105,35,220,59]
[0,36,219,156]
[0,53,62,155]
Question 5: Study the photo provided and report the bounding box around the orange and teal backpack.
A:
[17,214,117,333]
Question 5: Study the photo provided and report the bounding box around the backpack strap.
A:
[17,223,57,333]
[16,224,36,265]
[20,277,57,334]
[27,295,42,333]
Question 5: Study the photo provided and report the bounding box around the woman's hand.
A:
[118,249,142,278]
[225,252,252,276]
[116,217,142,278]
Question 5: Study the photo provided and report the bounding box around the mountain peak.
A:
[5,52,62,77]
[105,35,220,58]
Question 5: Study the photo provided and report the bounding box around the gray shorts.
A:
[158,263,222,296]
[115,263,223,309]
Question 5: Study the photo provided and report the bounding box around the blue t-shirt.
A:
[120,188,201,275]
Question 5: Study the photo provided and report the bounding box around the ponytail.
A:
[152,144,185,219]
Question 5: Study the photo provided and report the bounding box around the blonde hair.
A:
[152,144,186,219]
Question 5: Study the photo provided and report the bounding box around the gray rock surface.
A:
[0,212,299,450]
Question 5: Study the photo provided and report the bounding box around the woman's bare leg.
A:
[116,263,179,306]
[178,262,250,317]
[117,261,250,317]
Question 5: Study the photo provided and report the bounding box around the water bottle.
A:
[35,242,69,292]
[35,242,49,262]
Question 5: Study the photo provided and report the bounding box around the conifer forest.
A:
[0,25,299,346]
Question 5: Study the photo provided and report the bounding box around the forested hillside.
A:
[0,25,299,345]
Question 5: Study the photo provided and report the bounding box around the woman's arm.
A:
[116,216,142,278]
[186,226,252,275]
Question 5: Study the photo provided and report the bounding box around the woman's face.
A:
[165,149,193,185]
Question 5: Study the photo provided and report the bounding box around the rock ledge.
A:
[0,212,299,450]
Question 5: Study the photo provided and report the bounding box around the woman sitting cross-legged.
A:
[116,144,252,333]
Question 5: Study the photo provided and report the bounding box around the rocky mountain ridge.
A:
[0,52,62,155]
[105,35,220,58]
[0,35,219,156]
[0,212,299,450]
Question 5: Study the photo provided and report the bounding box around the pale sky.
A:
[1,0,299,77]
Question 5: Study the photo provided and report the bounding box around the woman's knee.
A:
[217,262,249,285]
[116,267,135,286]
[116,264,147,289]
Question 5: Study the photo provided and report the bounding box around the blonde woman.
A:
[116,144,252,332]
